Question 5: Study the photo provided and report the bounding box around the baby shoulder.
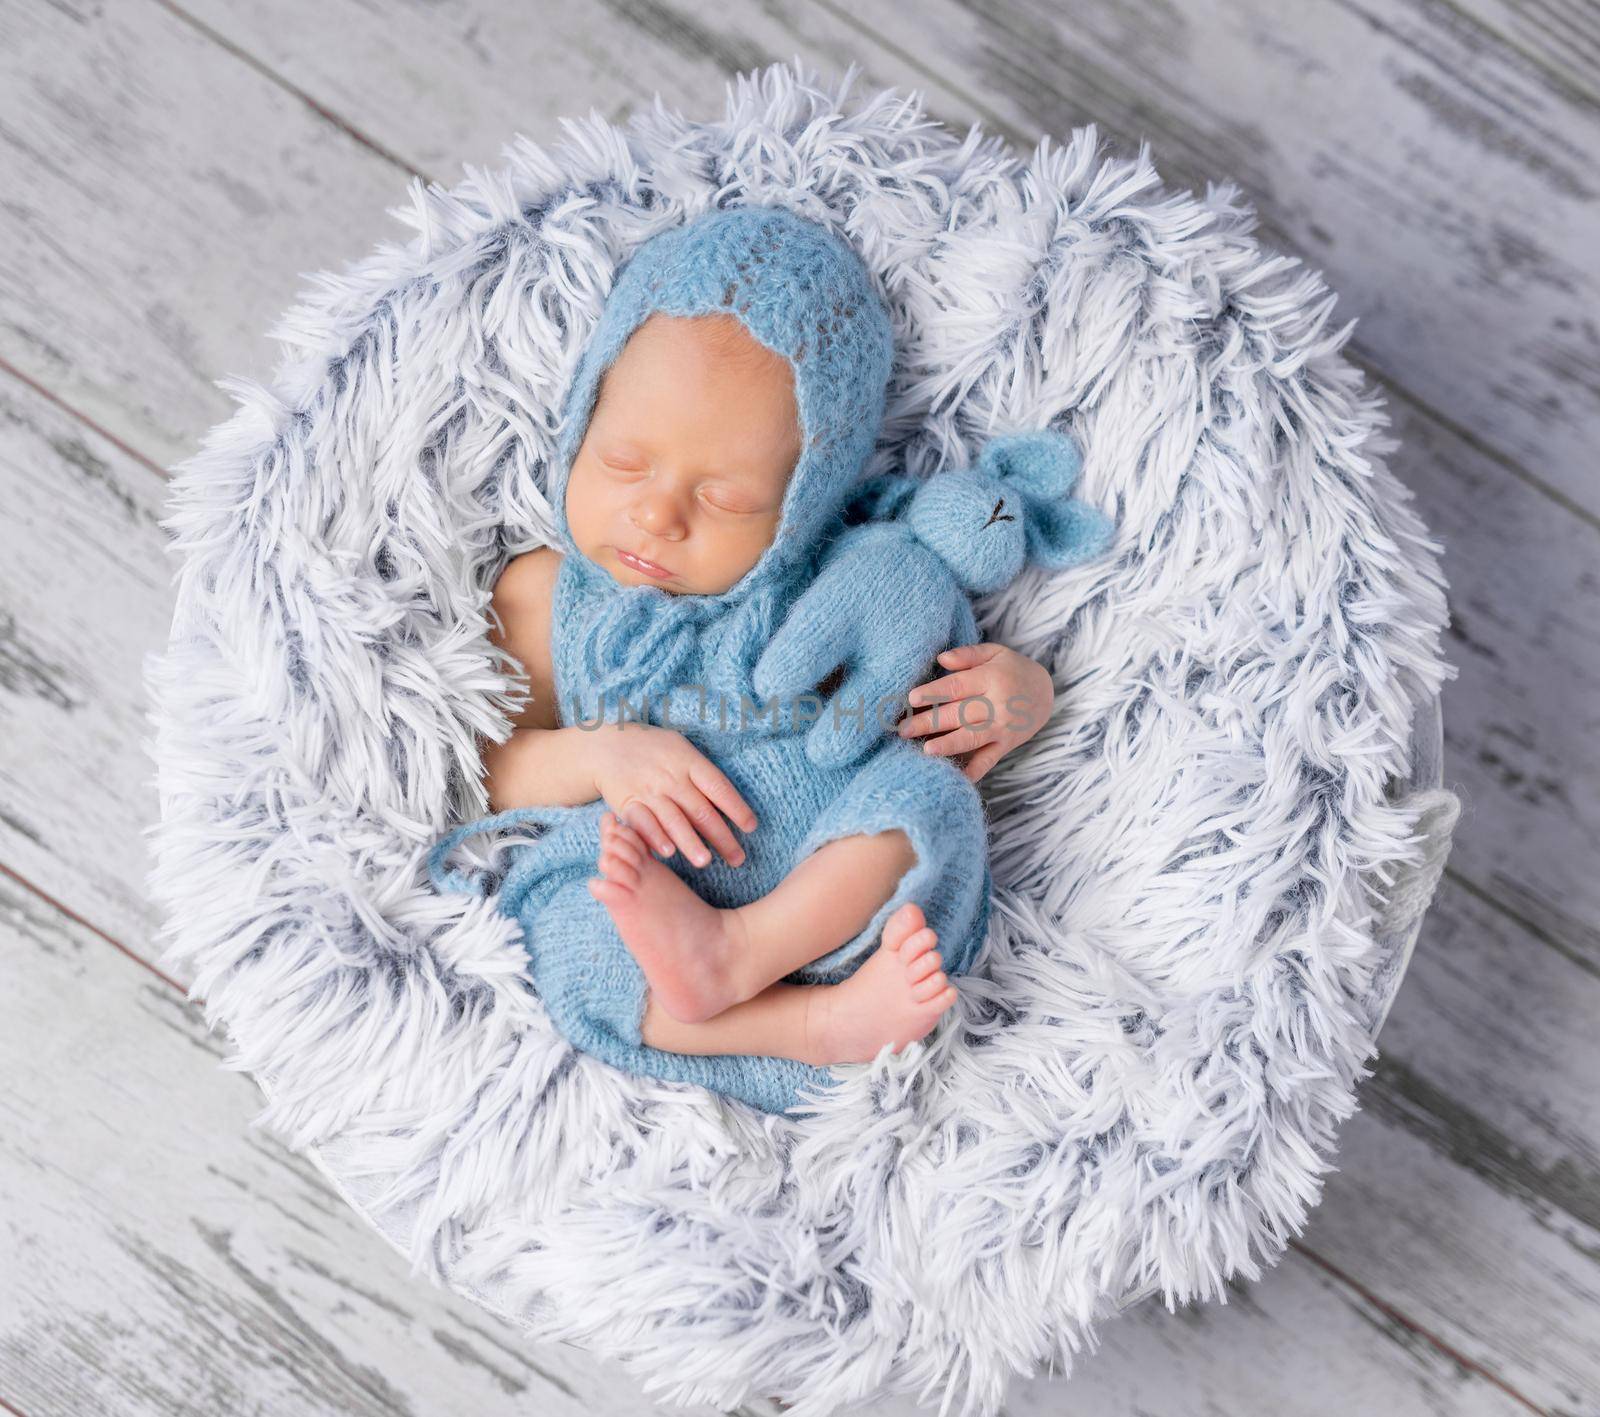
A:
[491,546,563,729]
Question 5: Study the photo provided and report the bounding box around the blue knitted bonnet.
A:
[546,205,896,610]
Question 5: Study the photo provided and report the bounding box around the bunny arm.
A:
[752,522,975,768]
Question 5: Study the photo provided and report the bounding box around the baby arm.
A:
[484,549,755,865]
[487,723,758,867]
[896,642,1055,782]
[482,547,600,809]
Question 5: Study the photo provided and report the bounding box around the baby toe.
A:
[599,846,639,887]
[912,970,947,1002]
[883,901,925,951]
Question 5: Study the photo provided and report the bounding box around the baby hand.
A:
[897,642,1054,783]
[590,723,758,869]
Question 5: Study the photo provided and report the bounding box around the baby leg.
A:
[640,901,958,1065]
[587,811,918,1024]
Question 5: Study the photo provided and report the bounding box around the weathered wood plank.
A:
[1068,1265,1531,1417]
[0,869,1534,1417]
[0,872,703,1417]
[157,0,767,178]
[162,0,1600,518]
[0,374,173,949]
[1310,878,1600,1414]
[1383,393,1600,972]
[1411,0,1600,115]
[0,0,405,473]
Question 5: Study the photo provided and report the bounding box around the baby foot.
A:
[587,811,745,1024]
[805,901,957,1066]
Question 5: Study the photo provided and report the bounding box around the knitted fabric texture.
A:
[429,205,1013,1115]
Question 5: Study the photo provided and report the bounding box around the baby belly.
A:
[665,731,855,910]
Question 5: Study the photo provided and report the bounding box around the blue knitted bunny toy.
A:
[427,205,1113,1116]
[755,428,1113,769]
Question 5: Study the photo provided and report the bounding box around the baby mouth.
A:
[616,547,675,579]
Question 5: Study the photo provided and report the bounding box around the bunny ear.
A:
[1024,496,1115,570]
[975,428,1112,571]
[976,428,1084,499]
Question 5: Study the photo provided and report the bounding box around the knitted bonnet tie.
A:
[544,204,897,717]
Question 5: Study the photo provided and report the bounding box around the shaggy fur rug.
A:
[144,59,1457,1416]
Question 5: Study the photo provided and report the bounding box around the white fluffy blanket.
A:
[144,59,1456,1416]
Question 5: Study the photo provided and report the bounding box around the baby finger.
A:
[620,800,675,859]
[920,719,998,758]
[677,787,747,866]
[896,699,964,738]
[652,795,714,868]
[960,740,1005,783]
[688,758,758,833]
[907,668,979,709]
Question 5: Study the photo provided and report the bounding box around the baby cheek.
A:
[571,474,618,532]
[741,517,782,564]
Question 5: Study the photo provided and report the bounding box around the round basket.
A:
[145,60,1459,1416]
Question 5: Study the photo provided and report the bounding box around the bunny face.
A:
[904,429,1113,595]
[907,472,1028,594]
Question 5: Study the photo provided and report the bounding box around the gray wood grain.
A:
[0,0,406,472]
[1454,0,1600,111]
[1312,880,1600,1414]
[1,0,1596,1412]
[0,374,172,948]
[1381,393,1600,972]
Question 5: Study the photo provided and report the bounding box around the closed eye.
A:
[596,451,768,512]
[700,487,768,514]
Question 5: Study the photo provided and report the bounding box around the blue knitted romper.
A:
[428,206,993,1117]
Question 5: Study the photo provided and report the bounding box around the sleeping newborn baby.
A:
[428,206,1109,1115]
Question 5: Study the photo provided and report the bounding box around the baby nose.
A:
[630,490,686,538]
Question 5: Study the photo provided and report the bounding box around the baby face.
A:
[564,312,802,595]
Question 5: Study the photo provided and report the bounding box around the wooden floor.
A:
[1,2,1596,1413]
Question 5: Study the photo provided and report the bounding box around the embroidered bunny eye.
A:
[982,495,1017,528]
